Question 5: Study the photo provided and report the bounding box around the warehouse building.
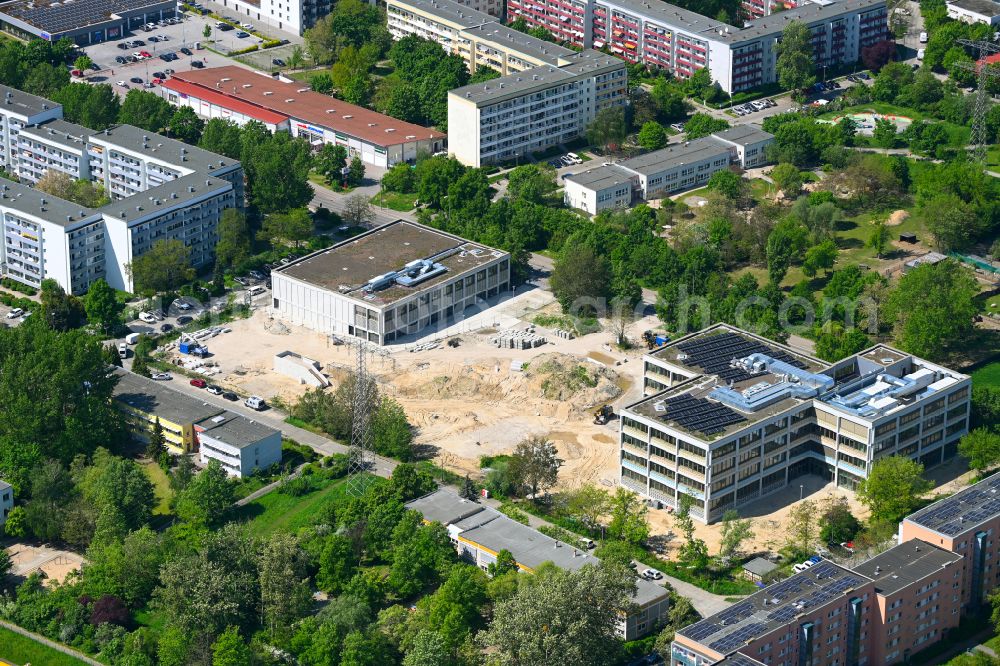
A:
[0,84,242,295]
[0,0,176,44]
[406,489,672,640]
[621,324,970,523]
[447,49,627,167]
[161,66,446,168]
[271,220,510,345]
[564,126,773,214]
[505,0,889,92]
[113,369,282,476]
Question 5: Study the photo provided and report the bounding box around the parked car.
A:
[566,152,582,164]
[222,391,239,401]
[138,311,157,322]
[118,43,129,50]
[149,36,160,42]
[245,395,266,410]
[173,299,191,310]
[235,31,249,38]
[125,55,138,63]
[180,47,193,55]
[248,270,265,280]
[272,58,286,67]
[793,563,810,573]
[206,385,224,395]
[115,56,127,64]
[233,276,250,286]
[176,315,193,325]
[139,50,152,58]
[840,541,855,553]
[160,323,173,332]
[153,71,167,80]
[217,23,234,31]
[190,378,208,388]
[191,60,205,68]
[7,308,23,318]
[670,122,685,132]
[116,80,129,87]
[807,555,822,564]
[641,569,664,581]
[151,372,172,380]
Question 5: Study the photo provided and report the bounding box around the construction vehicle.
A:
[594,404,614,425]
[641,330,669,349]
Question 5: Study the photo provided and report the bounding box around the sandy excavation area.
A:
[162,303,659,492]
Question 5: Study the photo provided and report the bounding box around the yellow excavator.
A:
[593,404,614,425]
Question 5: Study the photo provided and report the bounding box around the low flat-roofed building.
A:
[195,411,282,478]
[406,489,671,640]
[112,368,224,453]
[618,137,734,199]
[623,324,969,523]
[673,560,875,666]
[852,539,962,665]
[163,66,446,168]
[563,164,637,214]
[0,0,176,44]
[947,0,1000,23]
[741,557,778,583]
[903,252,948,272]
[271,220,510,345]
[710,125,774,169]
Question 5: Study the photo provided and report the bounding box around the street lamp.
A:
[799,484,804,500]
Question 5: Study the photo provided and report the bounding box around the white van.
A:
[919,31,928,43]
[917,48,925,60]
[245,395,266,410]
[125,332,141,345]
[118,343,128,359]
[247,285,266,297]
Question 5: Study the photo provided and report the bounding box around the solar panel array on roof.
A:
[0,0,158,32]
[676,332,809,382]
[710,622,770,652]
[684,621,723,641]
[659,393,746,435]
[723,654,764,666]
[909,474,1000,535]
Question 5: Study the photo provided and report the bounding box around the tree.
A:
[146,418,167,461]
[507,436,563,500]
[84,526,165,608]
[343,193,375,228]
[35,169,109,207]
[886,260,978,359]
[487,549,518,577]
[861,40,896,72]
[858,456,932,525]
[118,89,173,132]
[506,164,557,205]
[39,278,86,331]
[460,475,477,501]
[318,534,357,594]
[586,107,627,152]
[565,483,611,532]
[73,55,93,71]
[550,243,611,314]
[127,239,195,293]
[682,113,729,139]
[959,428,1000,475]
[766,217,808,285]
[818,497,862,545]
[776,21,816,92]
[649,77,689,121]
[77,449,157,545]
[404,630,450,666]
[867,217,890,258]
[199,119,244,160]
[770,162,803,197]
[479,563,636,666]
[259,533,312,640]
[717,510,754,562]
[168,107,204,145]
[311,72,334,94]
[215,209,252,270]
[872,117,897,150]
[674,495,709,568]
[381,163,417,194]
[786,499,817,559]
[348,155,366,187]
[707,169,746,201]
[288,45,306,70]
[921,194,980,252]
[84,278,124,334]
[53,83,120,130]
[174,459,235,527]
[212,626,252,666]
[638,121,668,151]
[802,239,838,278]
[607,487,649,545]
[243,131,314,213]
[315,143,349,183]
[260,208,312,248]
[23,62,69,98]
[203,23,212,39]
[372,397,414,460]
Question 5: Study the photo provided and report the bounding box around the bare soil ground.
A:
[4,543,85,586]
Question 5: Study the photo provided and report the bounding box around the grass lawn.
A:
[972,361,1000,387]
[0,626,90,666]
[309,171,353,193]
[818,102,970,147]
[141,461,173,516]
[233,475,366,537]
[371,190,418,212]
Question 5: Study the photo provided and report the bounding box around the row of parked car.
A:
[732,97,778,117]
[189,378,267,410]
[546,152,584,168]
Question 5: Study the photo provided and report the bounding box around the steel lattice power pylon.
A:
[954,38,1000,164]
[346,337,377,497]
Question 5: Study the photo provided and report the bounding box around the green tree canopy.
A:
[858,456,932,525]
[118,89,174,132]
[127,239,195,294]
[776,21,816,92]
[886,260,978,359]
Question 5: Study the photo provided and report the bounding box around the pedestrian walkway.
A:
[0,619,101,666]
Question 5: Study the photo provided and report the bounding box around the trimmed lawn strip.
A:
[141,461,173,516]
[234,475,365,536]
[0,626,91,666]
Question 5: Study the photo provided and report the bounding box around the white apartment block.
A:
[620,324,970,523]
[212,0,332,35]
[564,125,773,215]
[505,0,889,92]
[448,49,627,166]
[0,85,242,295]
[946,0,1000,24]
[196,411,283,478]
[386,0,575,75]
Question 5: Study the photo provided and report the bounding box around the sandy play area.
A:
[5,543,85,585]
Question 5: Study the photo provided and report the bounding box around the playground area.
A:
[823,109,913,135]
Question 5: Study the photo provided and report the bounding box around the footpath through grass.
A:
[233,475,359,537]
[0,625,90,666]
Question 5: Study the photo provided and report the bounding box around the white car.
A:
[566,152,582,164]
[150,372,172,380]
[173,300,192,310]
[641,569,664,581]
[138,311,157,323]
[6,308,23,318]
[793,563,810,573]
[117,80,128,87]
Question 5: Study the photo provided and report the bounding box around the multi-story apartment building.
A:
[448,49,627,166]
[505,0,889,92]
[387,0,576,75]
[0,85,242,295]
[0,479,11,528]
[672,541,963,666]
[901,472,1000,610]
[565,125,774,214]
[620,324,970,523]
[406,489,672,640]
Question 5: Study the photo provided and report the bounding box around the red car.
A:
[190,378,207,388]
[139,50,152,58]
